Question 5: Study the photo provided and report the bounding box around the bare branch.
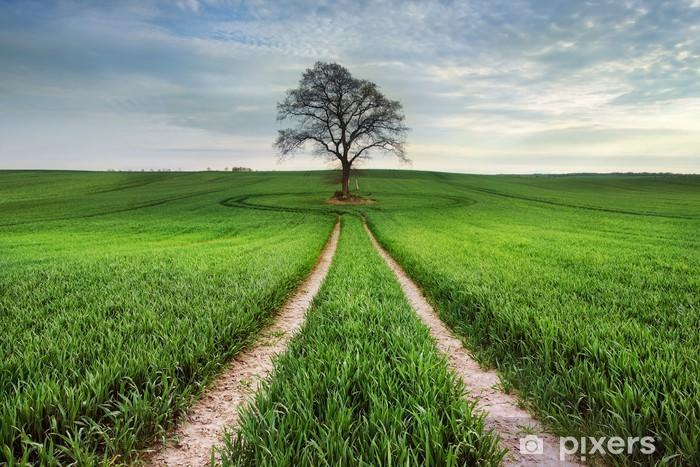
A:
[274,62,410,194]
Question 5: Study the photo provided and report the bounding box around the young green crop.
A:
[219,216,505,466]
[363,172,700,465]
[2,169,698,466]
[0,171,335,465]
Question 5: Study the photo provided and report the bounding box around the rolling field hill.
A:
[0,171,336,464]
[0,170,698,465]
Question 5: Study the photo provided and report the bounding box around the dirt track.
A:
[144,216,581,466]
[143,221,340,466]
[363,220,582,466]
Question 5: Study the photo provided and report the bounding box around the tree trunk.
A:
[341,163,351,198]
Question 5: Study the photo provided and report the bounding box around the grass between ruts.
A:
[218,216,506,466]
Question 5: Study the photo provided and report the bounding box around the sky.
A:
[1,0,699,174]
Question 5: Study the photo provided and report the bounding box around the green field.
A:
[1,170,698,465]
[220,216,504,466]
[0,171,335,464]
[364,173,700,465]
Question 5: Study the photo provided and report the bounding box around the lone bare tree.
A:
[275,62,409,199]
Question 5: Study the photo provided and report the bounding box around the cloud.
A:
[176,0,201,13]
[1,0,699,172]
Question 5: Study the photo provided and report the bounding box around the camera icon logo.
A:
[519,435,544,455]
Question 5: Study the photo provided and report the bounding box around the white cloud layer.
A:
[1,0,699,173]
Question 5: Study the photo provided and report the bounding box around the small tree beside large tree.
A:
[275,62,409,199]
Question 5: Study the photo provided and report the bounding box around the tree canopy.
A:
[275,62,408,198]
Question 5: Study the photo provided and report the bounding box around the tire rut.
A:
[142,220,340,467]
[363,220,582,466]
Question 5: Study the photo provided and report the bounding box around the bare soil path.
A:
[143,221,340,467]
[363,220,582,466]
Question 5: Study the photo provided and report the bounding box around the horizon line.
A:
[1,168,698,176]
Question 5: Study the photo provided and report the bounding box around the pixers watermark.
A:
[518,434,656,461]
[519,435,544,455]
[559,435,656,461]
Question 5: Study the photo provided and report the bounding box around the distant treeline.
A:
[106,167,254,172]
[526,172,694,177]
